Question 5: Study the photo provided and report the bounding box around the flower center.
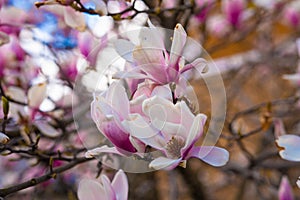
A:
[165,136,185,159]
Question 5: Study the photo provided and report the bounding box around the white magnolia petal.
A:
[111,170,128,200]
[181,114,207,153]
[77,179,105,200]
[277,135,300,161]
[113,69,148,80]
[106,82,129,119]
[189,146,229,167]
[28,82,47,108]
[64,7,86,31]
[297,177,300,188]
[0,132,9,144]
[114,39,135,62]
[139,25,165,51]
[133,45,165,66]
[142,96,181,124]
[129,136,146,153]
[7,86,26,103]
[149,157,181,170]
[122,114,158,138]
[101,175,116,200]
[274,118,287,138]
[169,23,187,67]
[283,74,300,85]
[150,85,172,101]
[85,145,124,158]
[34,121,61,138]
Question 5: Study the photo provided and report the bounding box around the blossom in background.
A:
[194,0,215,23]
[283,1,300,28]
[77,170,128,200]
[278,176,294,200]
[222,0,246,28]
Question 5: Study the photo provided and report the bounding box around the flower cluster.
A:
[86,22,229,171]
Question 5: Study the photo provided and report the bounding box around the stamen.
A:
[165,136,185,159]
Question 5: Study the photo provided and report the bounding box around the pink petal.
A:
[111,170,128,200]
[278,176,294,200]
[34,120,61,138]
[77,179,105,200]
[188,146,229,167]
[181,114,207,156]
[114,39,135,63]
[106,82,130,119]
[121,114,158,139]
[180,58,208,74]
[169,24,187,69]
[64,7,86,31]
[149,157,181,170]
[142,96,181,124]
[85,145,125,158]
[28,82,47,108]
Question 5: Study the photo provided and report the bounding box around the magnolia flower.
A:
[278,176,294,200]
[0,132,9,144]
[114,22,207,85]
[297,177,300,188]
[276,134,300,162]
[122,95,229,170]
[77,170,128,200]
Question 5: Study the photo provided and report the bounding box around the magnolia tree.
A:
[0,0,300,199]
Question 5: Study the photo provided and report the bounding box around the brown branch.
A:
[0,157,94,198]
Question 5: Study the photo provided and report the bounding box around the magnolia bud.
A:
[0,132,9,144]
[2,96,9,117]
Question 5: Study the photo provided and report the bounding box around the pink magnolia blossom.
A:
[90,79,229,170]
[77,170,128,200]
[278,176,294,200]
[114,22,207,85]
